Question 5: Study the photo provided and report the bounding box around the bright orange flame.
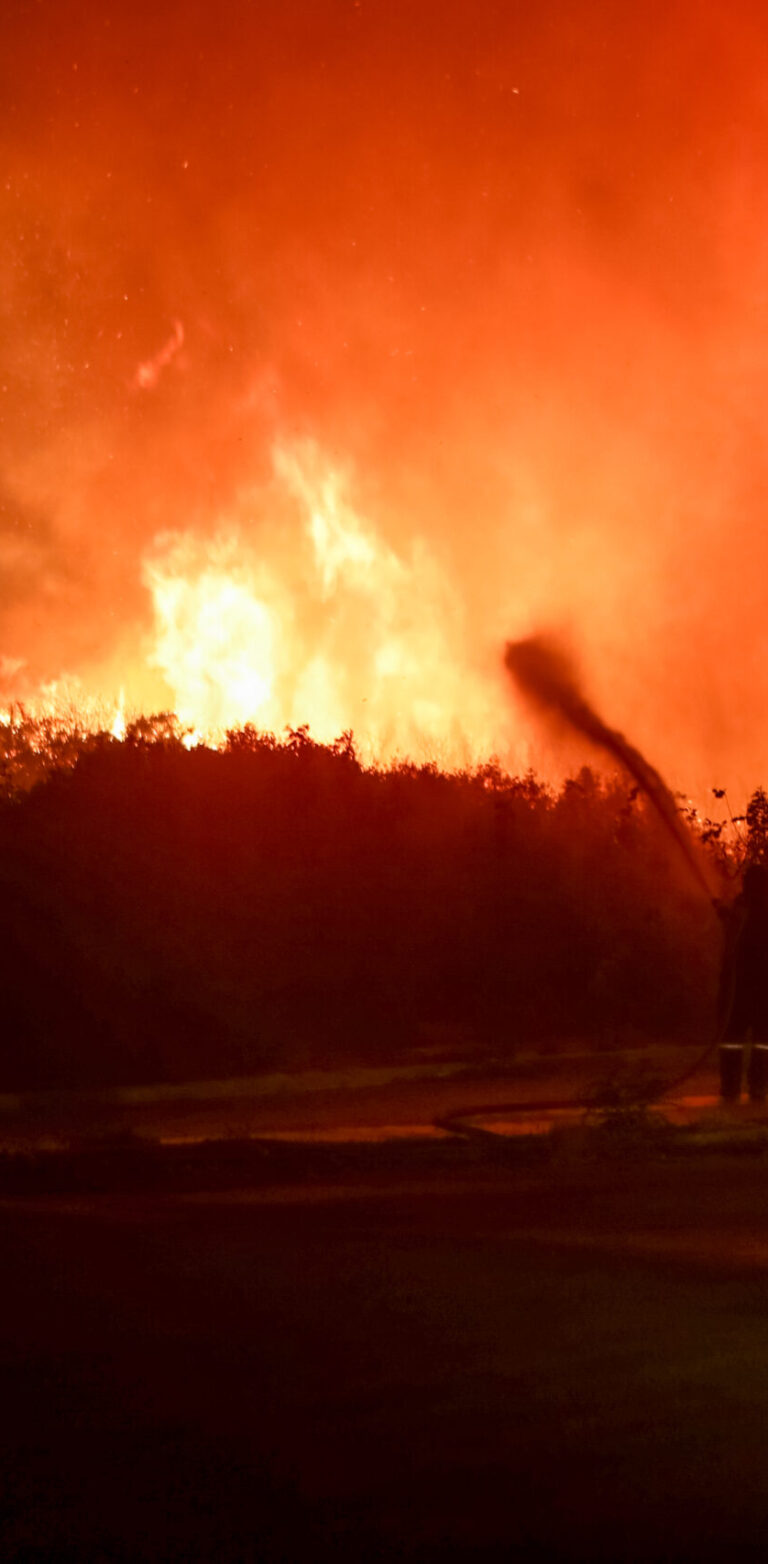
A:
[143,441,508,764]
[145,548,280,732]
[110,691,126,741]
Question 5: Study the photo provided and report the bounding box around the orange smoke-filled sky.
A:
[2,0,768,794]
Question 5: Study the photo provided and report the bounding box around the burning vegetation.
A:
[5,7,768,794]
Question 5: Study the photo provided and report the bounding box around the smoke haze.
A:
[3,1,768,795]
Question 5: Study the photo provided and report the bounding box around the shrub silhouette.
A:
[0,721,728,1090]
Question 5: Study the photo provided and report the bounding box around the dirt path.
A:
[0,1043,712,1150]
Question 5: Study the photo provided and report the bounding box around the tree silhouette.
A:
[746,786,768,864]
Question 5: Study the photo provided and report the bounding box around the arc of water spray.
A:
[504,635,715,904]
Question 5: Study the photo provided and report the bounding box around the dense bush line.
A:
[0,720,739,1089]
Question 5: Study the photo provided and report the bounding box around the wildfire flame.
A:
[142,441,506,764]
[110,691,126,741]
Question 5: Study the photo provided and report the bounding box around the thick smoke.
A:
[3,3,768,792]
[505,635,715,900]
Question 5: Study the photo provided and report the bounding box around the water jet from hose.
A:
[504,634,714,902]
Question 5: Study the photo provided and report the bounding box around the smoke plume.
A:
[3,3,768,794]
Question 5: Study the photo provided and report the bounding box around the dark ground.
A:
[5,1150,768,1562]
[0,1044,697,1152]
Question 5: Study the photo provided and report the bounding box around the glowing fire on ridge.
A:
[110,692,126,741]
[142,441,505,764]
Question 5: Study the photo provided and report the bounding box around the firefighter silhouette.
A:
[718,863,768,1100]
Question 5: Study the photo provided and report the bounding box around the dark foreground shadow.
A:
[4,1163,768,1560]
